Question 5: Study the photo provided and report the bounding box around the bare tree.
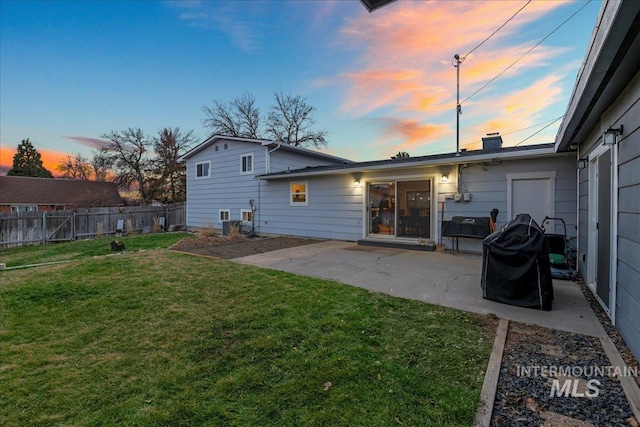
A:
[56,153,92,180]
[265,92,328,148]
[202,92,261,138]
[148,127,196,203]
[89,150,114,182]
[99,128,152,205]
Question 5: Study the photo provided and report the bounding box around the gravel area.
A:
[575,276,640,389]
[491,321,637,426]
[170,234,322,259]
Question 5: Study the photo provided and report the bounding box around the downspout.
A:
[257,178,261,236]
[266,143,281,174]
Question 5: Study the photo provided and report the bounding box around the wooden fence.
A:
[0,203,185,248]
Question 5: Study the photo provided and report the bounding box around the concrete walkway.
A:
[233,240,606,338]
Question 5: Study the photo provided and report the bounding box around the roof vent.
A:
[482,132,502,151]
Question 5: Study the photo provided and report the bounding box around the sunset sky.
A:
[0,0,601,175]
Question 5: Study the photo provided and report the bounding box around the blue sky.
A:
[0,0,601,174]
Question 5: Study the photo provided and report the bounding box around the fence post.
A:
[42,212,47,244]
[72,211,76,241]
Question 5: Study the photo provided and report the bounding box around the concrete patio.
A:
[233,240,606,338]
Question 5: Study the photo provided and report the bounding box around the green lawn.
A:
[0,232,190,267]
[0,237,493,426]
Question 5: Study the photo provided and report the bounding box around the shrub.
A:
[199,222,218,237]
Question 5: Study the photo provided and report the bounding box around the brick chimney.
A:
[482,132,503,151]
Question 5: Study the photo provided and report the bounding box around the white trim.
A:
[240,209,253,223]
[218,209,230,223]
[240,153,254,175]
[610,142,618,324]
[587,156,598,287]
[506,170,557,222]
[195,160,211,179]
[290,181,309,206]
[363,173,437,240]
[587,144,614,317]
[259,147,562,180]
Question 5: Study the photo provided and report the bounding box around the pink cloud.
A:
[334,0,574,150]
[63,135,109,150]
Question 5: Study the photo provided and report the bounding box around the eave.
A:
[555,0,640,152]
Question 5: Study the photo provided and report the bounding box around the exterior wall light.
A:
[603,125,623,146]
[353,179,361,188]
[577,158,588,169]
[441,175,449,183]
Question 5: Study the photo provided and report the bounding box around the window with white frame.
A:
[195,161,210,179]
[241,154,253,174]
[219,209,230,222]
[241,209,253,223]
[290,182,308,206]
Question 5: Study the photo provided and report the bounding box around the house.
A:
[555,0,640,359]
[178,135,354,229]
[182,134,576,253]
[255,139,576,250]
[0,176,123,212]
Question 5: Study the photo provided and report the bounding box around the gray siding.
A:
[269,149,345,173]
[185,140,264,227]
[255,155,576,253]
[185,138,351,231]
[442,156,577,252]
[257,174,364,241]
[616,96,640,358]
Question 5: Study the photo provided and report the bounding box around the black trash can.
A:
[481,213,554,310]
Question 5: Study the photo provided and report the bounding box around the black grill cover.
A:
[481,213,554,310]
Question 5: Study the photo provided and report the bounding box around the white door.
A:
[507,171,557,228]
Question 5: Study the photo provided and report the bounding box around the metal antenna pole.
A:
[454,54,461,156]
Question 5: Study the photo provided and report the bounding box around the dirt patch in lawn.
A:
[170,235,323,259]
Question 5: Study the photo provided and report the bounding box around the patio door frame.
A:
[363,173,438,240]
[587,141,618,322]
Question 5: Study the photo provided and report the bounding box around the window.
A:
[241,209,253,222]
[219,209,230,222]
[290,182,308,206]
[196,161,210,179]
[11,205,37,212]
[241,154,253,174]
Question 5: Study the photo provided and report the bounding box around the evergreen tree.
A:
[7,139,53,178]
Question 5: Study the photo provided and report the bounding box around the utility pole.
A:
[453,54,462,156]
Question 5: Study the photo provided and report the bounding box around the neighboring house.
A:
[182,134,576,253]
[0,176,123,212]
[178,135,354,229]
[555,0,640,359]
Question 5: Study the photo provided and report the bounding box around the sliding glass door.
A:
[397,180,431,238]
[367,182,395,235]
[367,179,431,239]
